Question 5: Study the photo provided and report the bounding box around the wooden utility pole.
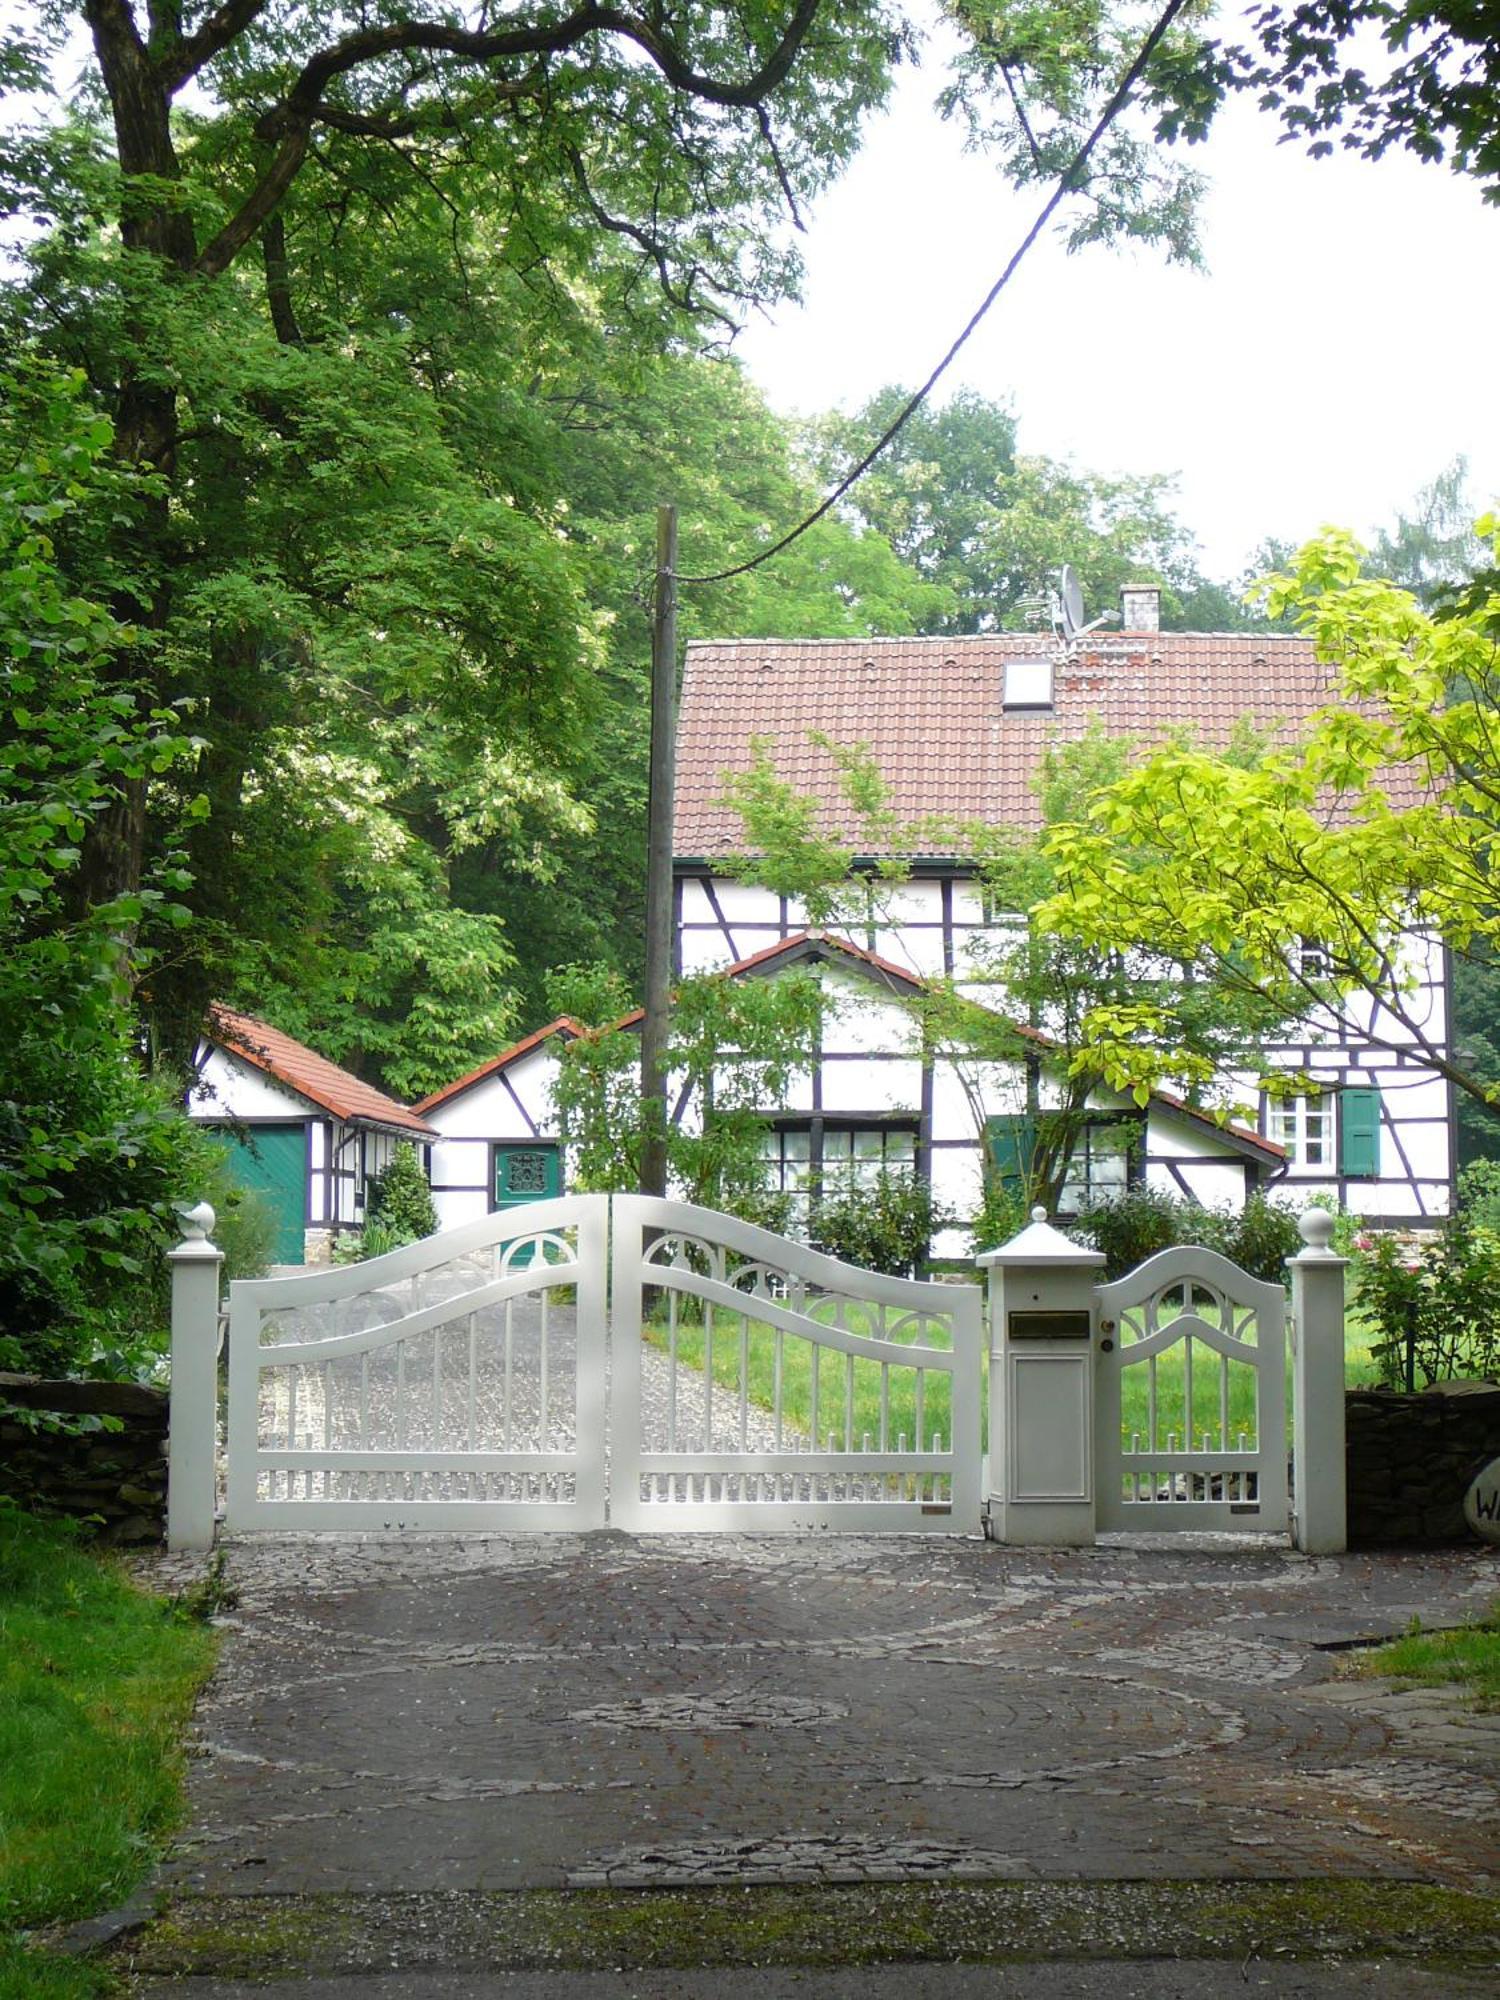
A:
[639,503,678,1198]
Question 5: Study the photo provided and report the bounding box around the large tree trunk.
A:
[75,1,195,913]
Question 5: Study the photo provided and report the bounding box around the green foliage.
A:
[1353,1218,1500,1389]
[1458,1160,1500,1235]
[1037,524,1500,1119]
[941,0,1500,260]
[333,1144,437,1263]
[551,968,823,1210]
[808,388,1251,634]
[0,363,242,1376]
[1073,1188,1305,1283]
[366,1145,438,1245]
[810,1172,954,1277]
[0,1507,216,1934]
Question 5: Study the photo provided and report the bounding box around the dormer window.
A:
[1003,658,1053,709]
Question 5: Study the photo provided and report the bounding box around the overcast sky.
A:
[735,32,1500,586]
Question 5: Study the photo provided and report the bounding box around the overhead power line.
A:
[678,0,1189,588]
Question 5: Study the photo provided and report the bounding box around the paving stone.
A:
[125,1533,1500,1904]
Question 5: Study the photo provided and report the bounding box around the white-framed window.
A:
[760,1121,919,1231]
[1058,1120,1136,1213]
[1267,1093,1331,1167]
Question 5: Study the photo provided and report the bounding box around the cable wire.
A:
[678,0,1188,587]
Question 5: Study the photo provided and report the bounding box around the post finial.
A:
[1297,1207,1337,1254]
[1030,1205,1048,1225]
[175,1200,217,1244]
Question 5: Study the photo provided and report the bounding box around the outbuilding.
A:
[192,1006,437,1263]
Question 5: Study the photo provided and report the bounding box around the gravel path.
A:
[247,1288,795,1511]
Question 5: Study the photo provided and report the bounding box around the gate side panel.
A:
[610,1194,983,1534]
[1095,1247,1289,1533]
[225,1193,609,1531]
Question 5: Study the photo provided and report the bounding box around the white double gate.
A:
[220,1194,1304,1539]
[225,1194,984,1535]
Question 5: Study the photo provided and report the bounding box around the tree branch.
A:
[193,0,823,278]
[157,0,269,90]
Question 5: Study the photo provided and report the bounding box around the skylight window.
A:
[1003,659,1053,709]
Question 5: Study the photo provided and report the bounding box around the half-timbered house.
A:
[672,587,1454,1230]
[417,934,1286,1250]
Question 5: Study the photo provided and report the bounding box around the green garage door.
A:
[219,1123,307,1264]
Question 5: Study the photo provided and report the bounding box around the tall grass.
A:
[643,1298,1383,1456]
[0,1507,218,1995]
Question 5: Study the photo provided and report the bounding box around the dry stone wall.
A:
[0,1373,168,1542]
[1346,1382,1500,1545]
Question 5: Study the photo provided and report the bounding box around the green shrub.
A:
[970,1176,1032,1255]
[333,1144,436,1264]
[1072,1186,1185,1279]
[1354,1214,1500,1388]
[1458,1159,1500,1235]
[1073,1187,1306,1283]
[367,1144,437,1241]
[810,1170,951,1277]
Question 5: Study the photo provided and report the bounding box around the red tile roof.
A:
[208,1007,437,1138]
[674,630,1407,858]
[414,1018,583,1111]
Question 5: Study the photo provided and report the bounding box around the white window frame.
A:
[1267,1093,1331,1167]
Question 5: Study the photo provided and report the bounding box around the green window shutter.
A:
[985,1114,1038,1188]
[1339,1087,1381,1178]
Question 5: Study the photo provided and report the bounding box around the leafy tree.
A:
[808,386,1256,634]
[548,962,822,1215]
[1036,523,1500,1119]
[1369,457,1490,610]
[0,362,242,1371]
[940,0,1500,263]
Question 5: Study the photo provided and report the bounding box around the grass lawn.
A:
[1359,1605,1500,1708]
[0,1506,219,1998]
[643,1297,1387,1461]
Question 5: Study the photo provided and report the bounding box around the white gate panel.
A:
[226,1194,608,1530]
[610,1195,983,1533]
[1094,1245,1288,1533]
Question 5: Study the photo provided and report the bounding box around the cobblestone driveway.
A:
[153,1532,1500,1896]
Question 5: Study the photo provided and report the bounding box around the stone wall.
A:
[0,1374,168,1542]
[1347,1382,1500,1545]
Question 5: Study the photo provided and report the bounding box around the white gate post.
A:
[167,1202,224,1551]
[1289,1208,1348,1555]
[978,1208,1104,1546]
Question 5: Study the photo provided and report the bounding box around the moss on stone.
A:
[122,1880,1500,1979]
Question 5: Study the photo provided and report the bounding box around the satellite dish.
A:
[1059,565,1085,638]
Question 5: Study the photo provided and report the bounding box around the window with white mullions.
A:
[1059,1120,1135,1213]
[1267,1093,1331,1167]
[760,1120,919,1232]
[821,1123,916,1190]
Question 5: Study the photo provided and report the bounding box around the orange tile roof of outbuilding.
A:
[673,629,1402,858]
[208,1007,437,1137]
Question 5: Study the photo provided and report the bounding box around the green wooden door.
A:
[494,1143,562,1268]
[219,1123,307,1263]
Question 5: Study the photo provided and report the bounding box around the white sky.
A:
[735,38,1500,583]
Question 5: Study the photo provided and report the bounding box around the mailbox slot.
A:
[1006,1308,1092,1342]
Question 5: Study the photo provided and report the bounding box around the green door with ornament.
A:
[493,1142,562,1267]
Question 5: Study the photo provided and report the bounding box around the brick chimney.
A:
[1120,583,1161,633]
